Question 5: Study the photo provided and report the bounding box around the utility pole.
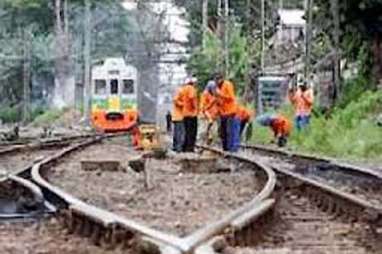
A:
[202,0,209,49]
[261,0,265,73]
[330,0,341,103]
[83,0,92,126]
[304,0,313,78]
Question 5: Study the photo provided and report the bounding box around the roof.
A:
[278,9,305,26]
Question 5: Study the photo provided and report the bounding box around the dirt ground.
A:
[0,218,129,254]
[48,137,262,236]
[0,148,61,176]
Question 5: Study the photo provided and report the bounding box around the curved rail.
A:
[27,137,278,253]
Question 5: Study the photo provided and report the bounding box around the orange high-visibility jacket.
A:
[216,80,237,116]
[182,84,198,117]
[236,105,253,122]
[271,115,292,137]
[200,90,218,121]
[171,87,185,122]
[289,88,314,116]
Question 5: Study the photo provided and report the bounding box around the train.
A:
[91,58,139,132]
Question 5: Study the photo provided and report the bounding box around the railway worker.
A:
[288,80,314,130]
[200,80,218,144]
[171,85,185,153]
[214,73,238,152]
[236,104,253,137]
[182,77,199,152]
[256,113,292,147]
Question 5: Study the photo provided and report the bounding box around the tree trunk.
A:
[83,0,92,125]
[202,0,209,48]
[23,30,32,124]
[53,0,75,109]
[373,34,382,89]
[260,0,265,73]
[304,0,313,77]
[330,0,341,104]
[223,0,229,76]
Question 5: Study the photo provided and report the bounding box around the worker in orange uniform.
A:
[288,81,314,130]
[130,112,141,150]
[256,113,292,147]
[200,81,218,144]
[236,104,253,137]
[215,73,237,152]
[171,85,185,153]
[182,77,198,152]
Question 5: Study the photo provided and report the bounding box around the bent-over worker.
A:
[256,114,292,147]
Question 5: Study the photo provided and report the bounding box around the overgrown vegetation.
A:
[252,90,382,162]
[187,23,257,94]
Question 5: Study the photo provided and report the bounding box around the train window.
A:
[110,79,119,95]
[95,80,106,95]
[122,80,135,94]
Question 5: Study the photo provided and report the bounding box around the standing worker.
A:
[182,77,199,152]
[171,86,185,153]
[215,73,237,152]
[288,81,314,130]
[200,81,218,144]
[256,113,292,147]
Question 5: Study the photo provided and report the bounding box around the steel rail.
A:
[242,144,382,179]
[196,145,382,253]
[27,138,278,253]
[241,144,382,214]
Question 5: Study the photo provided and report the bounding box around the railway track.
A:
[196,145,382,254]
[240,144,382,212]
[23,135,276,253]
[3,134,381,253]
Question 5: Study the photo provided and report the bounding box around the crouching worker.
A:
[256,114,292,147]
[236,104,253,137]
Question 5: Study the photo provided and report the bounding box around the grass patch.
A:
[251,90,382,162]
[31,108,68,127]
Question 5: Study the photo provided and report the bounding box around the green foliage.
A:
[188,23,256,94]
[0,106,21,123]
[338,43,373,108]
[31,108,68,127]
[251,91,382,161]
